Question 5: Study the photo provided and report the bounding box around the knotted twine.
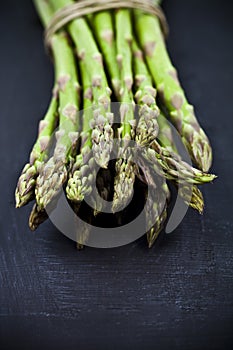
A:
[44,0,168,48]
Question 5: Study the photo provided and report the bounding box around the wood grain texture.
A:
[0,0,233,349]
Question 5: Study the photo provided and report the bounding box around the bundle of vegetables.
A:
[15,0,216,248]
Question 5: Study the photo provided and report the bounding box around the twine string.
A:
[44,0,168,48]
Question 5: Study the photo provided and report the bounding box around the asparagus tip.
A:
[189,199,204,215]
[29,204,48,231]
[92,142,112,169]
[183,129,213,173]
[15,195,23,209]
[76,243,85,250]
[112,158,135,213]
[136,105,159,147]
[15,163,37,208]
[91,112,114,169]
[35,157,67,210]
[147,227,161,249]
[66,163,94,203]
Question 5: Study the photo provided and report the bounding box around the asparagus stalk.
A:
[137,156,170,248]
[157,113,204,213]
[92,11,120,96]
[146,182,170,248]
[66,58,113,216]
[113,152,136,213]
[67,55,112,214]
[66,68,110,214]
[144,142,216,185]
[140,137,214,243]
[34,6,80,209]
[115,9,136,141]
[134,9,213,172]
[177,183,204,214]
[16,0,60,209]
[49,0,113,169]
[132,38,160,147]
[131,35,169,245]
[15,92,58,208]
[66,57,95,203]
[73,204,92,250]
[112,9,136,213]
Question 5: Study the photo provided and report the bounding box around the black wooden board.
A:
[0,1,233,349]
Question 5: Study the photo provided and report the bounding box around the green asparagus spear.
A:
[92,11,120,96]
[15,0,60,209]
[29,203,48,231]
[131,35,169,246]
[66,56,95,203]
[157,113,204,213]
[134,9,212,172]
[73,204,92,250]
[115,9,135,140]
[146,182,170,248]
[145,142,216,185]
[35,22,80,209]
[15,93,58,208]
[66,54,112,214]
[132,38,160,147]
[49,0,114,169]
[112,9,136,213]
[137,156,170,248]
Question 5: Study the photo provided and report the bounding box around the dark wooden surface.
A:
[1,1,233,349]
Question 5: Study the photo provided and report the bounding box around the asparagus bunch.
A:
[15,0,216,249]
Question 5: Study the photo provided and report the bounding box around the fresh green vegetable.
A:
[50,0,114,169]
[134,9,212,172]
[112,9,136,213]
[15,0,216,249]
[35,30,80,210]
[132,38,160,147]
[92,11,120,96]
[157,112,204,213]
[15,95,58,208]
